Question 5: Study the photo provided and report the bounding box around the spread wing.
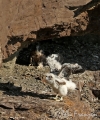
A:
[55,78,66,85]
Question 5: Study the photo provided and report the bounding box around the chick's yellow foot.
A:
[55,97,63,102]
[53,94,59,100]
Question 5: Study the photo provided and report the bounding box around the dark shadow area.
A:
[16,35,100,71]
[92,89,100,99]
[86,3,100,34]
[4,36,23,62]
[74,0,100,17]
[0,82,55,99]
[7,36,23,45]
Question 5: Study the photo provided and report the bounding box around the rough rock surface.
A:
[0,37,100,120]
[0,0,100,62]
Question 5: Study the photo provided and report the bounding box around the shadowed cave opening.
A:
[16,35,100,71]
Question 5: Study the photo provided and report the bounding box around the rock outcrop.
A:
[0,0,100,63]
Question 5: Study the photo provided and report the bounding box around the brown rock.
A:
[0,46,2,67]
[0,0,100,64]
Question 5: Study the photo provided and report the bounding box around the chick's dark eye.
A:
[49,76,53,79]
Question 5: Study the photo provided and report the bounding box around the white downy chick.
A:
[45,73,60,92]
[45,73,76,101]
[46,54,62,72]
[61,78,76,90]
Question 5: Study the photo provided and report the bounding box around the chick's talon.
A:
[55,97,63,102]
[53,94,59,100]
[60,97,63,101]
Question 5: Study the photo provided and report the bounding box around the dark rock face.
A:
[0,0,100,63]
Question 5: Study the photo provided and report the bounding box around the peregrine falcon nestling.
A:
[46,54,62,72]
[44,73,76,101]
